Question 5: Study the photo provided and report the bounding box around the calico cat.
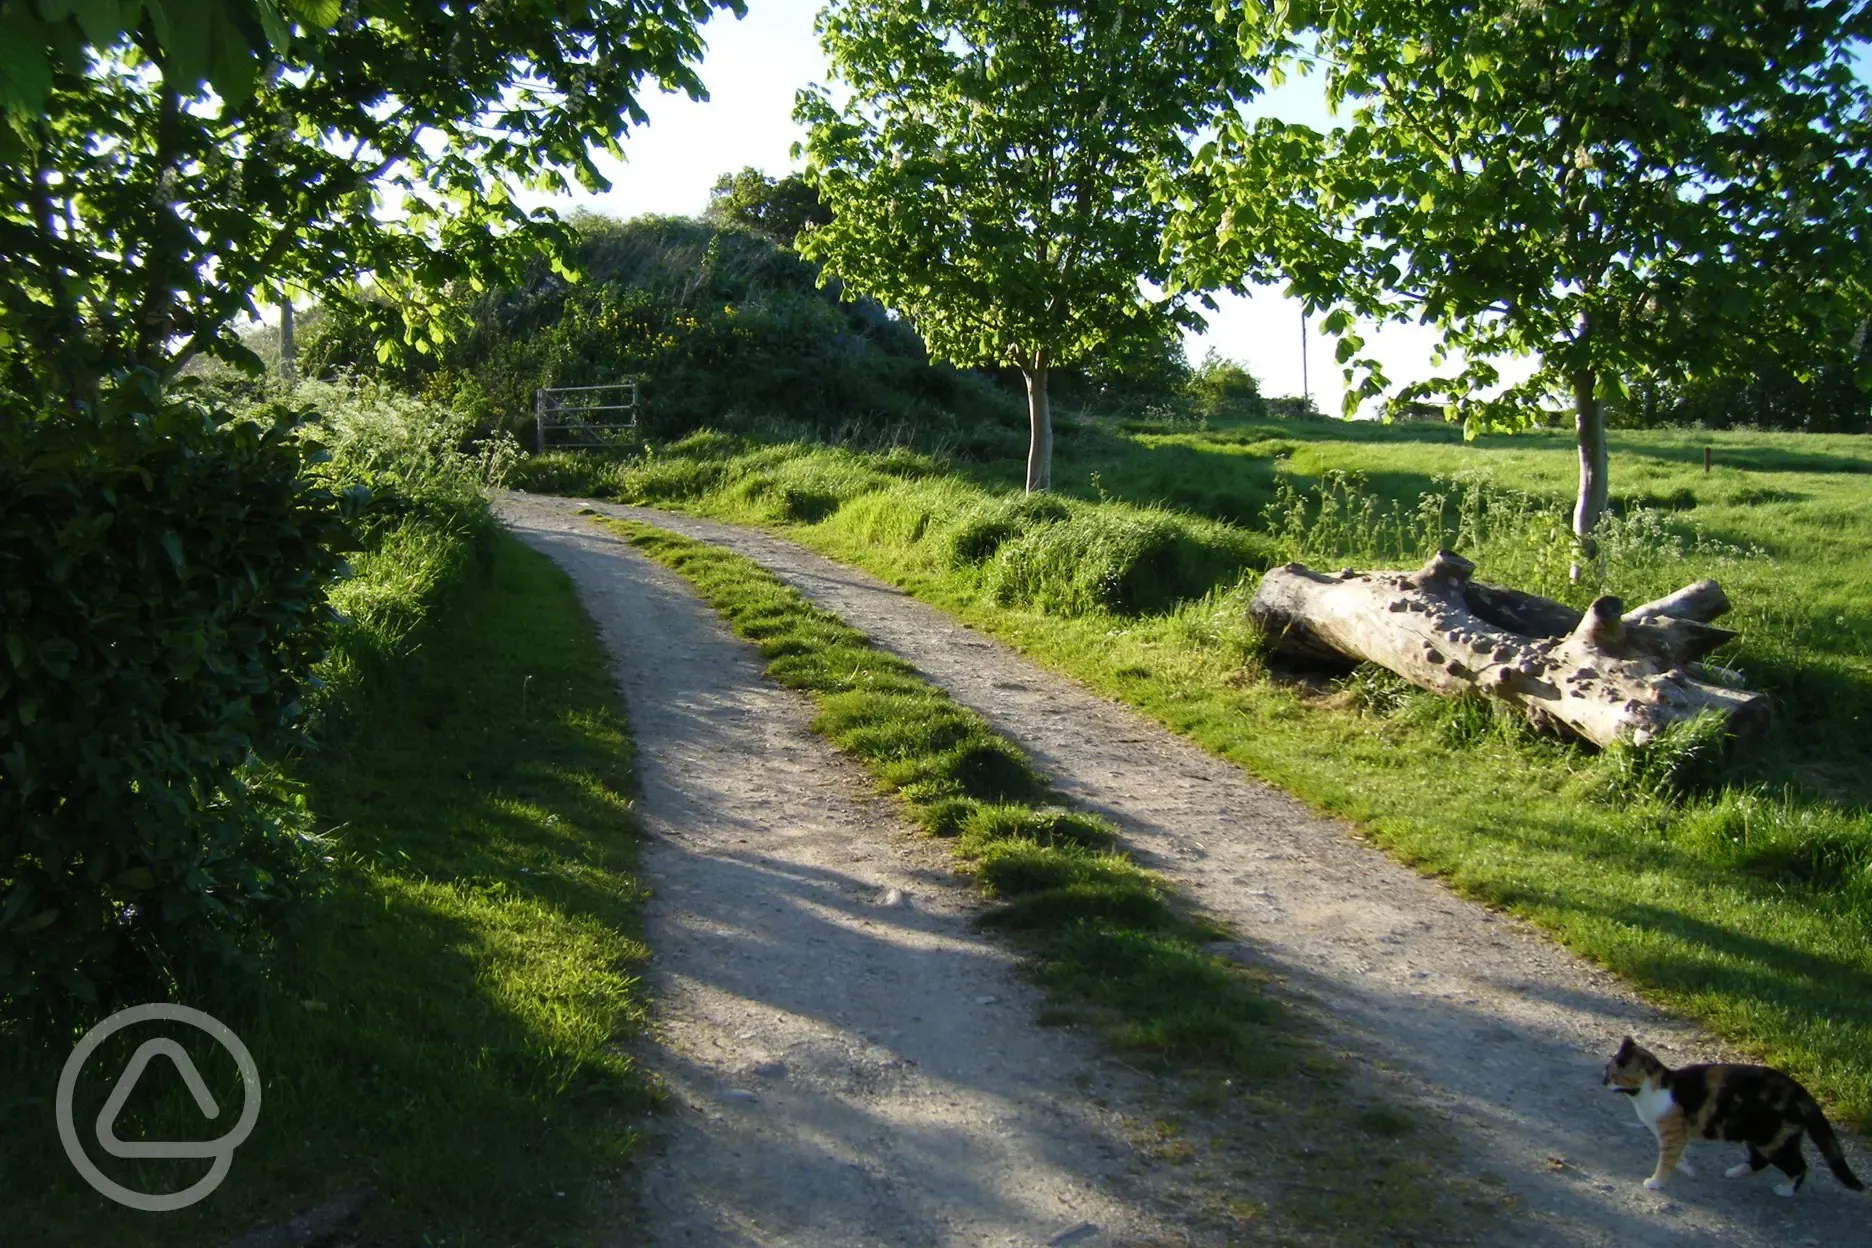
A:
[1602,1036,1864,1197]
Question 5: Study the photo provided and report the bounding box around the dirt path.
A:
[502,492,1865,1248]
[500,502,1192,1248]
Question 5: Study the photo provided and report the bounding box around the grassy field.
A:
[603,517,1465,1243]
[514,412,1872,1129]
[2,532,651,1247]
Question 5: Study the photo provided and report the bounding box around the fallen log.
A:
[1249,552,1769,749]
[1461,578,1739,666]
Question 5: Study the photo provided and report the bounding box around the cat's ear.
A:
[1617,1035,1636,1055]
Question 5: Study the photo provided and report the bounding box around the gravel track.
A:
[501,501,1186,1248]
[501,492,1867,1248]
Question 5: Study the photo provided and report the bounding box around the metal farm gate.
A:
[534,382,640,451]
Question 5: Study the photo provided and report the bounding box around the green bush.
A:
[301,376,519,530]
[312,216,1029,448]
[0,387,350,1017]
[1186,351,1267,421]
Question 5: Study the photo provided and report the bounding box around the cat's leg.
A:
[1725,1144,1770,1180]
[1646,1117,1690,1191]
[1768,1137,1808,1198]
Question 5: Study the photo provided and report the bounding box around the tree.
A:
[0,0,739,1013]
[1610,330,1872,434]
[1,0,742,405]
[705,166,830,245]
[1179,0,1872,553]
[1187,350,1265,421]
[795,0,1269,492]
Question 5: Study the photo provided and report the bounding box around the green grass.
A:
[600,517,1467,1243]
[525,413,1872,1132]
[1,531,651,1247]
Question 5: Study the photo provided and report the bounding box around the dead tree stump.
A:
[1248,551,1768,748]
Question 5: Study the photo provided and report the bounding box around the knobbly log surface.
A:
[1250,552,1768,749]
[1461,578,1739,664]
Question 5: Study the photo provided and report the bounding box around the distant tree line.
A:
[1609,345,1872,434]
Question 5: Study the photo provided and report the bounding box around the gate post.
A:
[534,389,546,454]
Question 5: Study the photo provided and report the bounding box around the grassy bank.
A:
[602,517,1462,1242]
[3,531,650,1247]
[517,416,1872,1129]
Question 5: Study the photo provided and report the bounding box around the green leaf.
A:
[207,8,260,107]
[112,867,157,893]
[55,0,139,47]
[0,17,54,116]
[15,909,60,936]
[144,0,212,86]
[283,0,342,26]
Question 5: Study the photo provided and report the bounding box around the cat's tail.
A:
[1803,1104,1866,1191]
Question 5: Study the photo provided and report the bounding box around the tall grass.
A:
[290,376,520,714]
[519,431,1280,619]
[1262,468,1766,608]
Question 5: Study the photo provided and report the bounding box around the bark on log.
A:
[1461,578,1739,664]
[1249,552,1768,749]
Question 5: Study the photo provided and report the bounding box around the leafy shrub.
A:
[1186,351,1266,421]
[314,216,1029,447]
[0,387,349,1017]
[301,376,519,531]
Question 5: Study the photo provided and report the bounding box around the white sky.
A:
[540,0,1532,415]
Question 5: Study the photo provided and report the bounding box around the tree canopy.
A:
[796,0,1270,491]
[1175,0,1872,544]
[0,0,742,404]
[705,166,830,246]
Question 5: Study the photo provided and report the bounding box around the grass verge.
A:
[3,531,650,1247]
[600,516,1471,1243]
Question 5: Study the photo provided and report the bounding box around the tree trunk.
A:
[1024,352,1053,493]
[1572,367,1607,579]
[1248,551,1768,749]
[279,298,297,383]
